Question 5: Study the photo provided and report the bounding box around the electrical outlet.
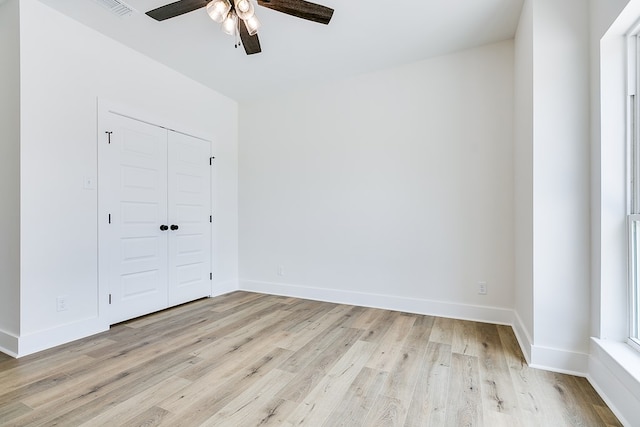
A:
[56,296,68,312]
[478,281,487,295]
[83,176,96,190]
[277,265,285,277]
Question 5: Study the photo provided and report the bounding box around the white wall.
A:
[239,41,515,322]
[0,0,21,353]
[512,0,591,373]
[513,0,534,361]
[531,0,591,363]
[12,0,238,355]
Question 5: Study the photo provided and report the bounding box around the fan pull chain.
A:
[234,20,241,48]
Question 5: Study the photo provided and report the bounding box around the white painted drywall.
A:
[531,0,590,357]
[0,0,21,346]
[513,0,592,371]
[15,0,238,350]
[513,0,534,358]
[239,41,515,316]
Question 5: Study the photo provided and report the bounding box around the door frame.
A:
[97,99,214,327]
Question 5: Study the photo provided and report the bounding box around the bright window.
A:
[628,34,640,351]
[628,216,640,349]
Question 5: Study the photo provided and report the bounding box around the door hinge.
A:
[209,156,215,165]
[108,214,111,224]
[106,131,113,144]
[109,294,112,304]
[210,215,212,223]
[210,273,213,281]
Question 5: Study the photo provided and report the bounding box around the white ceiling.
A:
[38,0,524,101]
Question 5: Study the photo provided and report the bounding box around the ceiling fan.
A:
[146,0,334,55]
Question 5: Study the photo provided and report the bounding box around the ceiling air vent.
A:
[94,0,135,17]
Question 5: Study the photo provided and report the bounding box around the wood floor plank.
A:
[207,290,266,313]
[363,395,405,427]
[360,310,399,343]
[445,353,483,427]
[429,316,456,345]
[476,322,521,419]
[404,341,452,426]
[282,300,343,333]
[452,319,481,357]
[0,292,622,427]
[593,404,624,427]
[249,397,300,426]
[367,315,433,426]
[322,367,388,427]
[0,401,32,424]
[279,307,365,374]
[78,376,191,426]
[187,307,288,360]
[158,347,294,426]
[121,406,171,427]
[0,354,97,402]
[8,353,201,426]
[282,339,378,426]
[191,299,287,336]
[278,327,364,402]
[173,308,305,383]
[264,303,358,352]
[0,338,114,390]
[537,370,611,427]
[199,368,295,426]
[365,314,416,372]
[350,305,385,330]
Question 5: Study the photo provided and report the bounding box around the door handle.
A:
[160,225,169,231]
[170,224,179,231]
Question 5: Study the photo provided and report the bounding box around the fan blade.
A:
[146,0,209,21]
[239,20,262,55]
[257,0,333,25]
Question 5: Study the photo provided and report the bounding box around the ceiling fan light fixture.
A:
[235,0,254,20]
[221,10,238,35]
[206,0,231,23]
[235,0,251,13]
[244,14,261,35]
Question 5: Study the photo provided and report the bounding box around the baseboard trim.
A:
[529,345,589,376]
[587,338,640,427]
[239,279,514,326]
[0,328,19,357]
[17,317,108,358]
[511,311,532,364]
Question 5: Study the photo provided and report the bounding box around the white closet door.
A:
[167,131,212,306]
[102,113,169,324]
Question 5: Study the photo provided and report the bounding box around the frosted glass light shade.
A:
[235,0,251,13]
[222,11,237,35]
[244,14,260,35]
[206,0,231,23]
[235,0,254,20]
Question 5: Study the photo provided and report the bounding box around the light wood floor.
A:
[0,292,622,426]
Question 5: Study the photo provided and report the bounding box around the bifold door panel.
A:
[99,112,212,324]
